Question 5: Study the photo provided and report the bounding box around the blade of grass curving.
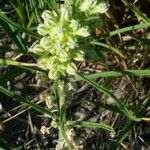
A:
[38,0,44,9]
[0,45,26,54]
[127,33,150,47]
[0,10,40,39]
[66,120,114,132]
[121,0,150,22]
[0,67,27,85]
[0,58,46,73]
[111,97,150,149]
[84,99,122,114]
[0,58,37,67]
[9,0,27,26]
[45,0,59,15]
[100,22,150,39]
[77,73,141,121]
[0,11,27,52]
[75,70,150,81]
[0,85,57,119]
[29,0,40,23]
[91,41,125,58]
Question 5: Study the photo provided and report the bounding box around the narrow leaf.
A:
[0,85,57,119]
[100,22,150,39]
[0,10,40,38]
[75,70,150,81]
[0,11,27,52]
[91,41,125,58]
[67,120,114,132]
[77,74,141,121]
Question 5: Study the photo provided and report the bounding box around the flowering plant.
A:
[30,0,108,82]
[30,0,109,149]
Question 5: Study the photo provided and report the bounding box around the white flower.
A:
[69,19,79,31]
[75,27,90,37]
[42,10,52,22]
[31,44,45,54]
[67,38,78,49]
[79,0,108,15]
[55,42,63,52]
[73,50,85,61]
[79,0,94,12]
[40,37,56,54]
[58,51,70,62]
[66,63,77,75]
[38,57,49,69]
[60,6,71,21]
[48,68,60,80]
[31,0,109,80]
[42,10,57,25]
[37,24,50,36]
[56,24,64,35]
[40,125,50,134]
[90,1,109,14]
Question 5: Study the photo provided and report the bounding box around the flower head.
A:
[79,0,109,15]
[30,0,108,83]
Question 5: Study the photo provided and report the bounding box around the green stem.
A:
[57,80,73,150]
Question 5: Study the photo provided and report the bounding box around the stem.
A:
[57,80,73,150]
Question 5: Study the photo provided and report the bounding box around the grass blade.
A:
[100,22,150,39]
[91,41,125,58]
[66,120,114,132]
[0,45,26,54]
[77,73,141,121]
[29,0,40,23]
[75,70,150,81]
[0,10,40,38]
[0,67,27,85]
[9,0,27,26]
[121,0,150,22]
[0,11,27,52]
[127,33,150,47]
[0,58,37,67]
[84,99,122,114]
[111,97,150,149]
[0,58,46,73]
[0,85,57,119]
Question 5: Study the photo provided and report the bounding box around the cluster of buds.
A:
[30,0,108,82]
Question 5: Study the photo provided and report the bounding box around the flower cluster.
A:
[30,0,108,81]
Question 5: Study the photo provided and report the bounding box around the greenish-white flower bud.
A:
[32,44,45,55]
[48,68,60,80]
[40,37,56,54]
[42,10,57,25]
[66,62,77,75]
[69,19,79,31]
[75,27,90,37]
[38,57,49,69]
[67,38,77,49]
[60,6,72,21]
[73,50,85,61]
[79,0,108,15]
[58,51,70,62]
[90,1,109,14]
[79,0,94,12]
[37,24,50,36]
